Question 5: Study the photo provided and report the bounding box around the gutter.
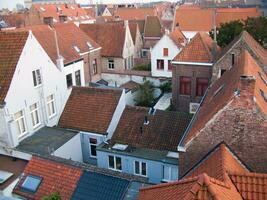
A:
[171,61,213,66]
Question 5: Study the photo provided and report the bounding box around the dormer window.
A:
[73,46,80,53]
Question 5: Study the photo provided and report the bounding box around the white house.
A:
[151,30,186,77]
[0,30,68,150]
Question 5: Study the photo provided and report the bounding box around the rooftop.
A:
[144,16,162,38]
[114,7,156,20]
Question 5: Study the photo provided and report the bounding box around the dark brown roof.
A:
[0,30,28,104]
[144,16,162,38]
[80,23,126,57]
[130,19,145,34]
[59,87,123,134]
[25,23,100,65]
[110,106,191,151]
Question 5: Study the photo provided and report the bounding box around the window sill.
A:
[108,167,122,172]
[33,123,42,130]
[48,113,57,120]
[18,132,29,141]
[34,85,42,89]
[134,173,147,177]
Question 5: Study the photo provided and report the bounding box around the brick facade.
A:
[172,64,212,112]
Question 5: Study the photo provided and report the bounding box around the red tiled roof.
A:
[138,173,243,200]
[13,156,82,200]
[144,16,162,38]
[169,29,186,48]
[58,86,123,134]
[25,23,100,65]
[0,13,26,28]
[0,30,28,104]
[32,4,93,23]
[174,6,262,32]
[114,7,156,20]
[173,32,218,63]
[129,23,138,45]
[79,23,126,57]
[110,106,192,152]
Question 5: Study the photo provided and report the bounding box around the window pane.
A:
[135,161,140,174]
[66,74,73,88]
[75,70,81,86]
[90,145,96,156]
[36,69,41,85]
[180,76,191,95]
[89,138,97,144]
[116,157,122,170]
[141,162,146,176]
[171,167,178,180]
[108,156,114,169]
[32,71,37,87]
[14,111,22,119]
[22,175,41,192]
[163,165,170,180]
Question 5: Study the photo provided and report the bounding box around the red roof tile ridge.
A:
[228,171,267,178]
[199,32,213,60]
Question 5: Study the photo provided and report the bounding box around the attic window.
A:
[0,170,13,184]
[21,175,42,193]
[260,89,267,102]
[40,7,45,11]
[73,46,80,53]
[87,42,93,49]
[258,72,267,86]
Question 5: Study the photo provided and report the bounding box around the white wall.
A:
[122,23,135,69]
[53,134,83,162]
[151,34,181,78]
[3,32,68,147]
[182,31,197,40]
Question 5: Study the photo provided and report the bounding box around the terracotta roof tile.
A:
[80,23,125,57]
[144,16,162,38]
[24,23,99,65]
[129,23,138,44]
[169,29,186,48]
[58,86,122,134]
[173,32,219,63]
[110,106,191,151]
[0,30,28,104]
[13,156,82,200]
[114,7,156,20]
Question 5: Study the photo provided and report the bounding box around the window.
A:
[66,74,73,88]
[108,58,114,69]
[157,59,164,70]
[260,89,267,102]
[89,138,97,157]
[134,161,147,177]
[168,60,172,71]
[30,103,40,128]
[163,48,168,56]
[21,175,42,193]
[196,78,209,97]
[220,69,226,77]
[231,53,235,66]
[75,70,81,86]
[74,45,80,53]
[47,94,56,118]
[259,72,267,85]
[180,76,191,95]
[32,69,42,87]
[142,50,148,58]
[162,165,177,182]
[92,59,97,75]
[14,110,27,136]
[108,155,122,171]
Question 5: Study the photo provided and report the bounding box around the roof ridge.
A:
[228,171,267,178]
[199,32,213,60]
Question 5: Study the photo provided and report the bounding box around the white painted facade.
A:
[151,34,182,78]
[122,22,135,70]
[0,32,68,148]
[102,7,113,17]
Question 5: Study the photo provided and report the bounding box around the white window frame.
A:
[47,94,56,119]
[108,155,122,171]
[30,103,41,129]
[134,160,147,177]
[32,69,42,88]
[108,58,114,70]
[89,138,97,158]
[162,165,177,182]
[14,110,27,137]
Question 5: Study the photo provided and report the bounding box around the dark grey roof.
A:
[71,171,130,200]
[16,126,78,155]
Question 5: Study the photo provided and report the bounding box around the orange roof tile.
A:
[13,156,82,200]
[114,7,156,20]
[0,30,28,104]
[169,29,186,47]
[173,32,218,63]
[58,87,122,134]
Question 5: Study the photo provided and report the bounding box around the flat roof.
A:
[16,127,78,156]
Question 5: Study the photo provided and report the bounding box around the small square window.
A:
[163,48,168,56]
[66,74,73,88]
[21,175,42,193]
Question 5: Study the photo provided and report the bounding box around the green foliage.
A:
[159,81,172,93]
[132,63,151,71]
[135,80,155,107]
[210,16,267,48]
[42,192,61,200]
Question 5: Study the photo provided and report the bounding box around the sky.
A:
[0,0,176,10]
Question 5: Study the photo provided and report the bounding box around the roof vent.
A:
[240,75,255,81]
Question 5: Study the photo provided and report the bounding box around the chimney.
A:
[53,29,64,71]
[43,17,54,27]
[237,75,256,108]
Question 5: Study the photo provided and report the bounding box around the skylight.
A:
[68,17,72,21]
[21,175,42,193]
[73,46,80,53]
[40,7,46,12]
[87,42,93,49]
[0,170,13,184]
[112,143,128,151]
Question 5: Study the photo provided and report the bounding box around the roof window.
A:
[0,170,13,184]
[260,89,267,102]
[74,46,80,53]
[40,7,45,12]
[21,175,42,193]
[87,42,93,49]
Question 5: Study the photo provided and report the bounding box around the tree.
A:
[42,192,61,200]
[135,80,155,107]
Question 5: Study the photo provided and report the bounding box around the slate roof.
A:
[110,106,192,152]
[173,32,218,63]
[71,171,130,200]
[58,86,123,134]
[25,23,100,65]
[144,16,162,38]
[115,7,156,20]
[174,6,262,32]
[16,126,78,155]
[0,30,28,104]
[13,156,82,200]
[79,23,126,57]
